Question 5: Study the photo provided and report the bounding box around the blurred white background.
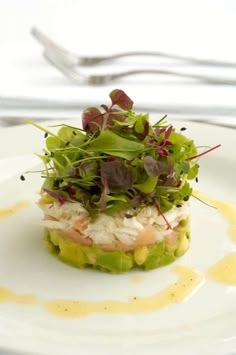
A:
[1,0,236,56]
[0,0,236,120]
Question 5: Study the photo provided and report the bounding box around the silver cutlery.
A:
[2,96,236,117]
[32,28,236,86]
[0,96,235,129]
[41,49,236,86]
[32,27,236,68]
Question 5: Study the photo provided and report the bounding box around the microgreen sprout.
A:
[192,193,216,209]
[28,89,220,223]
[187,144,221,160]
[154,199,172,230]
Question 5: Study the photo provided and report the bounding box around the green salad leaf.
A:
[86,130,145,160]
[26,89,220,222]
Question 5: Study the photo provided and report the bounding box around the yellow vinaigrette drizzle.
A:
[193,190,236,243]
[44,266,202,318]
[0,191,236,318]
[0,201,31,219]
[0,266,202,318]
[194,190,236,285]
[0,287,38,304]
[207,253,236,285]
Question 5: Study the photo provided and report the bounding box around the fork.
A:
[43,48,236,85]
[32,27,236,68]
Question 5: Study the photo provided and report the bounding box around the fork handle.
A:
[32,27,236,68]
[88,51,236,68]
[43,48,236,86]
[100,69,236,86]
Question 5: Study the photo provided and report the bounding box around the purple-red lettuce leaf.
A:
[164,171,177,186]
[154,127,166,136]
[104,109,126,128]
[133,115,149,140]
[165,125,173,140]
[143,156,165,177]
[78,160,98,179]
[109,89,134,110]
[44,188,66,205]
[82,107,104,133]
[100,104,109,112]
[100,161,133,192]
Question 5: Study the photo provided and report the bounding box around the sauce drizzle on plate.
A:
[193,190,236,243]
[207,253,236,285]
[0,287,38,304]
[44,266,202,318]
[0,201,31,220]
[0,266,202,318]
[194,191,236,285]
[0,191,236,318]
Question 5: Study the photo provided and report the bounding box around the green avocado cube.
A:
[143,242,165,271]
[134,246,149,265]
[96,251,133,273]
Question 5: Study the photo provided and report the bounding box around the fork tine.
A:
[43,50,89,84]
[31,27,62,51]
[44,49,111,84]
[42,45,236,86]
[32,27,110,66]
[32,27,79,65]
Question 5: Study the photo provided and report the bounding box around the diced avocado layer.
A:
[44,221,190,273]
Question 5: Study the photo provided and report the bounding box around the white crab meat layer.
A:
[39,201,190,246]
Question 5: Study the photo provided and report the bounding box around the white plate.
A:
[0,120,236,355]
